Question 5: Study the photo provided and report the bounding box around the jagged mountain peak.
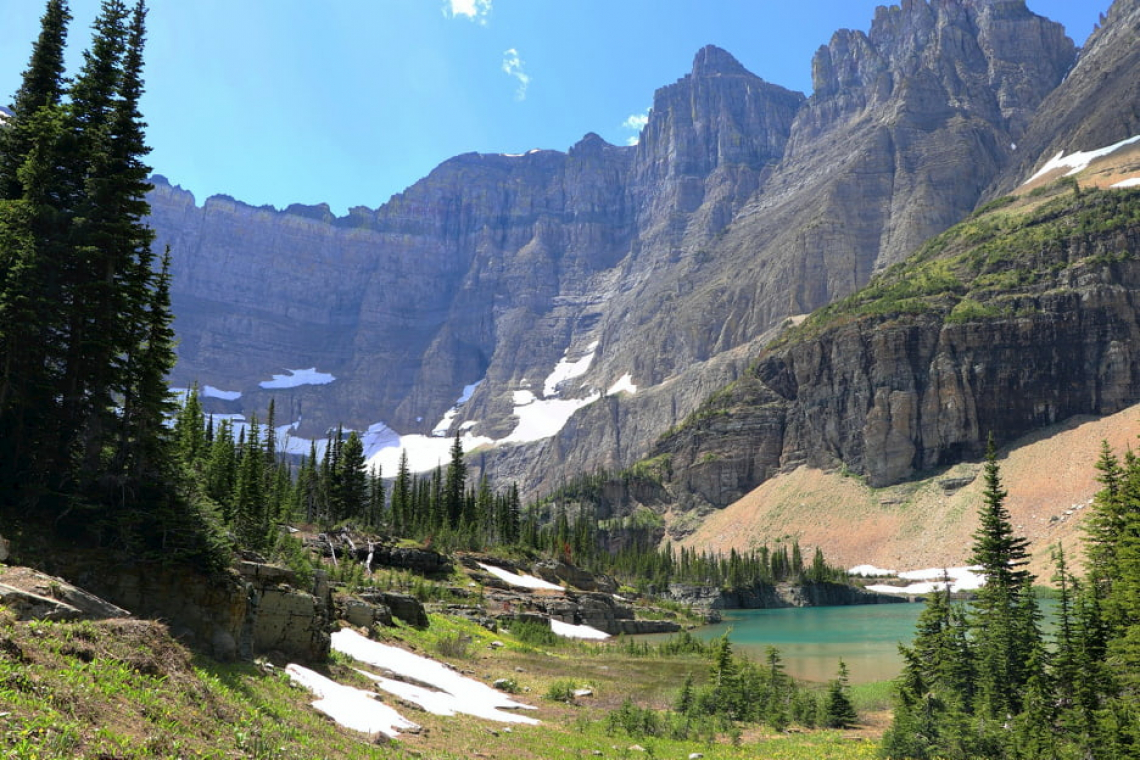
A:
[811,0,1073,126]
[146,0,1121,507]
[690,45,752,78]
[985,0,1139,197]
[569,131,617,157]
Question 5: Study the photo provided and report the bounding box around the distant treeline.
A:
[176,388,847,592]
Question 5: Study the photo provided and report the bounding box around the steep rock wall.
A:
[149,1,1080,500]
[655,214,1140,510]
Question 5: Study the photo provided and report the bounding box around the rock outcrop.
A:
[490,589,681,636]
[988,0,1140,198]
[53,559,333,662]
[663,581,906,610]
[649,185,1140,512]
[0,567,131,622]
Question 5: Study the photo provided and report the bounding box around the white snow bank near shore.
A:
[550,619,610,640]
[865,566,985,595]
[331,629,539,724]
[477,562,564,591]
[848,564,896,577]
[285,663,419,737]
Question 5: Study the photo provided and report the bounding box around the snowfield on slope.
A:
[285,663,420,738]
[477,562,564,591]
[331,629,539,724]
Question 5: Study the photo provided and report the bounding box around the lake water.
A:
[674,599,1058,685]
[688,603,926,684]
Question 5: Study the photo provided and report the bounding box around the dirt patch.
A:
[680,405,1140,580]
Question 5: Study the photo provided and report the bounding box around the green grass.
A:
[0,613,401,759]
[0,606,886,759]
[768,187,1140,351]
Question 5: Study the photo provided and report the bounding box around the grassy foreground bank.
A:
[0,607,886,759]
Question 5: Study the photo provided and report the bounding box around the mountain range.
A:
[147,0,1140,565]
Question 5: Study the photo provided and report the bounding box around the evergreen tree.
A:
[505,483,521,544]
[823,660,857,729]
[336,430,367,524]
[366,465,384,531]
[295,441,320,524]
[0,1,74,504]
[204,419,236,519]
[969,434,1038,722]
[233,417,267,549]
[0,0,71,198]
[392,450,411,535]
[1086,441,1127,599]
[174,384,206,466]
[444,432,465,528]
[0,0,180,525]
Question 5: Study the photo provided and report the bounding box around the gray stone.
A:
[342,598,392,629]
[149,3,1078,512]
[381,592,429,628]
[211,627,238,661]
[236,561,295,584]
[0,568,130,621]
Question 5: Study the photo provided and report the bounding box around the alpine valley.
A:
[150,0,1140,572]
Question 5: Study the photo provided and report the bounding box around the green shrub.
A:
[434,633,472,660]
[544,678,578,703]
[508,619,560,648]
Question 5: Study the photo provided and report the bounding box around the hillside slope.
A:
[682,402,1140,579]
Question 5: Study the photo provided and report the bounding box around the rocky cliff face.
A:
[662,581,906,610]
[650,186,1140,514]
[150,0,1086,501]
[987,0,1140,198]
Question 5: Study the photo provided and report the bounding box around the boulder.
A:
[379,592,429,628]
[251,586,331,661]
[341,596,393,629]
[0,567,130,621]
[532,559,616,592]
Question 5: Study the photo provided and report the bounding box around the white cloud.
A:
[443,0,491,24]
[622,109,650,145]
[502,48,530,101]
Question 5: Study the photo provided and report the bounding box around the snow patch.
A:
[544,341,598,397]
[848,564,896,577]
[366,429,494,475]
[365,342,606,474]
[865,566,985,595]
[504,392,601,443]
[285,663,419,738]
[550,619,610,640]
[432,381,482,437]
[331,630,539,724]
[477,562,564,591]
[1025,134,1140,185]
[258,367,336,389]
[202,385,242,401]
[1112,177,1140,189]
[606,373,637,396]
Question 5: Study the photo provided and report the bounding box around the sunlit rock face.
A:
[150,0,1085,498]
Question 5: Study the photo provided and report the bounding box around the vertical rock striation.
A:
[148,1,1088,500]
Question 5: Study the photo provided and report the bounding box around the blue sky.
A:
[0,1,1107,215]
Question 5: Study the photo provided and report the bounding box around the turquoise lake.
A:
[690,603,925,684]
[666,599,1060,685]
